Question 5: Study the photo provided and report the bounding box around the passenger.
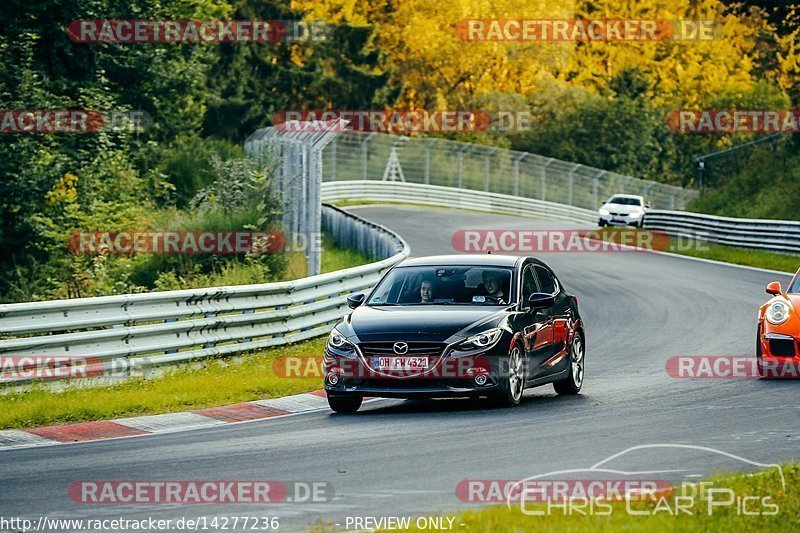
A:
[420,279,435,303]
[482,270,507,304]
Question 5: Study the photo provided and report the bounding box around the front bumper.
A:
[598,214,642,226]
[758,331,800,377]
[323,348,506,398]
[324,381,501,399]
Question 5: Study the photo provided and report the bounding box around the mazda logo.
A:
[393,342,409,355]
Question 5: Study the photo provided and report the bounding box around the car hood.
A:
[344,305,507,342]
[602,203,643,215]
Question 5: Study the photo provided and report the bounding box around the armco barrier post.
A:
[513,153,526,197]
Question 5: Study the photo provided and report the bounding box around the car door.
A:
[517,264,554,381]
[534,265,569,375]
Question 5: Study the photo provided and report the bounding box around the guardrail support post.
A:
[423,140,434,184]
[361,133,372,180]
[513,153,526,197]
[456,144,470,189]
[568,164,580,206]
[202,313,217,349]
[541,158,553,201]
[483,149,495,192]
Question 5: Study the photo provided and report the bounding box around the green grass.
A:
[147,234,372,290]
[0,339,325,429]
[321,236,374,273]
[688,149,800,222]
[282,234,374,279]
[666,240,800,274]
[350,464,798,532]
[591,226,799,273]
[0,237,370,430]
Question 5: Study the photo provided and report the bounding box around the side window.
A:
[521,266,538,304]
[534,266,557,295]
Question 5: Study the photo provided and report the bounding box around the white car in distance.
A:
[597,194,650,228]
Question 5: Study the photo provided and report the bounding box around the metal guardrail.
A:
[325,181,800,256]
[322,131,698,210]
[321,181,598,225]
[643,210,800,254]
[0,205,409,385]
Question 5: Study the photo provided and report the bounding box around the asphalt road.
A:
[1,205,798,532]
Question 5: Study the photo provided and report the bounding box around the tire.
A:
[328,394,363,413]
[598,220,606,227]
[493,342,525,407]
[554,333,584,395]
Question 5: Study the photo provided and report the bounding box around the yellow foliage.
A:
[45,172,79,207]
[293,0,791,110]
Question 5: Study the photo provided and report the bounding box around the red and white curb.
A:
[0,390,362,451]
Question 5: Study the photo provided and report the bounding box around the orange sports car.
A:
[757,268,800,377]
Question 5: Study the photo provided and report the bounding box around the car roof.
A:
[609,194,644,199]
[398,254,522,267]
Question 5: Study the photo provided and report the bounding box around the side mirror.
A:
[346,293,365,309]
[645,203,651,210]
[528,292,555,311]
[766,281,782,296]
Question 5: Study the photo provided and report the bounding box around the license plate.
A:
[373,356,430,371]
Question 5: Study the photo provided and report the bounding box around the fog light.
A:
[475,374,488,386]
[327,372,339,385]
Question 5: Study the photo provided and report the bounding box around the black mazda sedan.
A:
[323,254,585,413]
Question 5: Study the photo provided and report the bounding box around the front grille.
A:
[356,378,471,389]
[359,341,445,358]
[768,338,797,357]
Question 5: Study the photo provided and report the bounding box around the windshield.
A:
[790,276,800,294]
[608,196,643,206]
[367,266,515,306]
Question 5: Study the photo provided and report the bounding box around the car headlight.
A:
[599,208,610,216]
[453,328,503,353]
[629,211,642,218]
[326,329,357,357]
[766,300,792,325]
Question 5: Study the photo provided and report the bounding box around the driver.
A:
[420,279,435,303]
[482,270,507,304]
